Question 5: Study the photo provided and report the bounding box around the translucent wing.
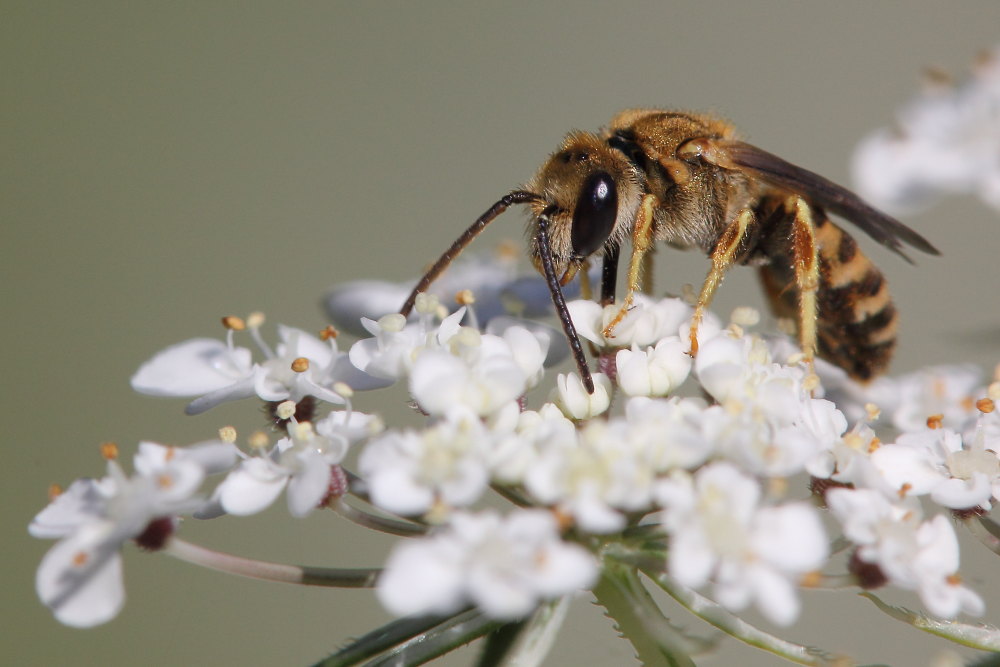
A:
[721,140,939,262]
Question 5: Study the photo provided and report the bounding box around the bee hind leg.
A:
[689,208,754,355]
[788,197,820,384]
[602,194,658,338]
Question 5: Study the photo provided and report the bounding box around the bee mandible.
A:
[400,109,938,393]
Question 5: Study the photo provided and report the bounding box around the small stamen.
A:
[248,430,270,451]
[100,442,119,460]
[222,315,246,331]
[246,311,266,329]
[865,403,881,421]
[319,325,339,341]
[377,313,406,333]
[275,401,297,420]
[926,414,944,429]
[333,382,354,399]
[978,397,996,414]
[730,306,760,327]
[218,425,238,443]
[455,289,476,307]
[47,483,63,501]
[291,357,309,373]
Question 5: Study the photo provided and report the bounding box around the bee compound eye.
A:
[571,171,618,258]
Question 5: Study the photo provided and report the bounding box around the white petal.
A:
[377,538,465,616]
[36,526,125,628]
[367,467,435,516]
[131,338,253,396]
[183,376,257,415]
[323,280,414,337]
[286,456,331,518]
[217,461,288,516]
[29,479,105,539]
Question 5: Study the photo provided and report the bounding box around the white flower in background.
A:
[871,426,1000,511]
[376,509,597,619]
[29,441,235,627]
[827,488,984,618]
[616,337,692,397]
[567,295,696,349]
[656,463,828,626]
[853,47,1000,214]
[217,410,370,518]
[323,249,588,337]
[131,317,383,414]
[887,364,983,433]
[359,409,494,516]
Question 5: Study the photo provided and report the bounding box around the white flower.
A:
[525,418,648,533]
[376,510,597,619]
[551,372,612,420]
[827,488,984,618]
[30,441,233,627]
[217,415,364,518]
[568,295,694,349]
[656,463,828,626]
[486,403,578,484]
[853,48,1000,214]
[695,333,845,477]
[359,409,493,516]
[622,397,714,472]
[132,322,382,414]
[615,337,692,397]
[871,427,999,510]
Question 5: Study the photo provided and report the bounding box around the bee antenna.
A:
[399,190,542,316]
[536,214,595,394]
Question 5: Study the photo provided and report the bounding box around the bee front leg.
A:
[689,208,754,356]
[788,197,820,382]
[603,194,658,338]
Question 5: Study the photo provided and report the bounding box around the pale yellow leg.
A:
[688,208,754,356]
[603,194,658,338]
[640,241,655,294]
[789,197,820,383]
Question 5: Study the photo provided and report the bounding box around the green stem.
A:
[164,536,379,587]
[333,498,427,537]
[629,555,833,666]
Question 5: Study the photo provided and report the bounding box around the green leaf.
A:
[314,608,502,666]
[593,559,704,666]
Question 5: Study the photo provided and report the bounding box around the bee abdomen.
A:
[759,215,898,381]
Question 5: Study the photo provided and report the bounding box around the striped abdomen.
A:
[758,210,897,381]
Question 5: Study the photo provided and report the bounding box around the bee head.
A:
[525,132,643,283]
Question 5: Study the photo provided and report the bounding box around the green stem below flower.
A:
[164,536,380,588]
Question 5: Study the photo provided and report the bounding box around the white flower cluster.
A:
[852,47,1000,214]
[29,441,237,627]
[31,263,1000,635]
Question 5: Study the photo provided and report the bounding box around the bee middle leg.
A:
[689,208,755,355]
[603,193,658,338]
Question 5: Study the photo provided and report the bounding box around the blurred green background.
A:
[4,3,1000,665]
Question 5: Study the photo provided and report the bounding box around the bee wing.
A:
[720,140,939,262]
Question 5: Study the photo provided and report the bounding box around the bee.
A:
[400,109,938,392]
